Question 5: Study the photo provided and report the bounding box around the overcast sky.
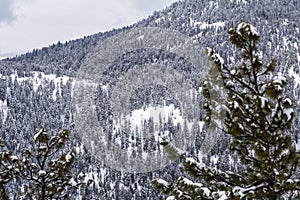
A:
[0,0,177,57]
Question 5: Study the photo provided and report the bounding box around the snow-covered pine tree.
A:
[0,138,17,200]
[16,128,77,199]
[153,22,300,199]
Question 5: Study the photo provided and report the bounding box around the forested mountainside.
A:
[0,0,299,199]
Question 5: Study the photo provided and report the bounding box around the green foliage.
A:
[17,128,76,199]
[0,128,91,200]
[153,22,300,199]
[0,139,17,200]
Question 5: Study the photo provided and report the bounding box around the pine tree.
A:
[153,22,300,199]
[0,128,92,199]
[0,138,17,200]
[15,128,77,199]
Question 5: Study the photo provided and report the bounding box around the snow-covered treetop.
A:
[235,22,259,37]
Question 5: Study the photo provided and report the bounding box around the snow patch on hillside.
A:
[0,100,8,123]
[113,104,183,142]
[113,103,204,143]
[129,104,182,129]
[10,71,70,100]
[0,71,71,122]
[189,19,225,31]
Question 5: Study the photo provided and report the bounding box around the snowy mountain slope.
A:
[0,0,299,199]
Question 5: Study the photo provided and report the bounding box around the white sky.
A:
[0,0,177,57]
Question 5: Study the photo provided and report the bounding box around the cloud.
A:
[0,0,178,55]
[131,0,175,13]
[0,0,16,24]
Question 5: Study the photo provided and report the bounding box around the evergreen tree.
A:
[16,128,77,199]
[153,22,300,199]
[0,138,17,200]
[0,128,91,199]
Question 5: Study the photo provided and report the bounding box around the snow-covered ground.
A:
[0,71,71,123]
[0,99,8,123]
[6,71,70,100]
[113,103,204,142]
[189,20,226,30]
